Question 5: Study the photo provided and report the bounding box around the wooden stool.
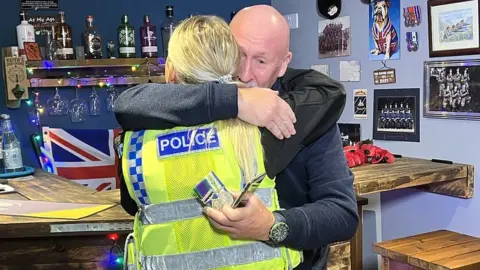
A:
[373,230,480,270]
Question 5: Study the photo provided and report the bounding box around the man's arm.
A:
[278,124,359,250]
[114,83,238,130]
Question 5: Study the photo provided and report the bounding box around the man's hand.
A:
[237,87,296,140]
[204,192,275,241]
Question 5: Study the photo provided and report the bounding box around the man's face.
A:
[232,30,289,88]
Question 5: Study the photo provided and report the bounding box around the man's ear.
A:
[165,60,177,83]
[278,51,293,77]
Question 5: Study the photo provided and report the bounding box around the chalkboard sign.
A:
[21,0,59,10]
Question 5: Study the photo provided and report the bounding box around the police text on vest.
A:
[157,128,221,158]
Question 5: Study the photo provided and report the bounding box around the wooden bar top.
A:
[0,170,133,239]
[352,157,474,199]
[373,230,480,270]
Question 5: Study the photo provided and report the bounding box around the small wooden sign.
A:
[21,0,59,10]
[373,68,396,85]
[4,57,29,101]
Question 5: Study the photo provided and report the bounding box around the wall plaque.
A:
[21,0,59,10]
[373,68,397,85]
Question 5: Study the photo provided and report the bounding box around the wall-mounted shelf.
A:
[26,58,166,88]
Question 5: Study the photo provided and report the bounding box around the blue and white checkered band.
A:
[127,130,151,205]
[156,127,221,159]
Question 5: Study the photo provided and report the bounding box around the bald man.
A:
[115,5,358,270]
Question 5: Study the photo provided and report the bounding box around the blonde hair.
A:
[167,15,261,182]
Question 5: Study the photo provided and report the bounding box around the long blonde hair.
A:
[167,15,261,181]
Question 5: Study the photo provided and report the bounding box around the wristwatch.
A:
[267,211,289,245]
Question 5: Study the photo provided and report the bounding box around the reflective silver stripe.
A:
[123,233,137,270]
[139,187,274,225]
[126,264,135,270]
[139,242,282,270]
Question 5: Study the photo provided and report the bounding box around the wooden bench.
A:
[373,230,480,270]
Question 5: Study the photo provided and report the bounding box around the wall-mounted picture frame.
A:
[318,16,351,58]
[369,0,401,60]
[428,0,480,57]
[424,59,480,120]
[338,123,361,147]
[373,88,420,142]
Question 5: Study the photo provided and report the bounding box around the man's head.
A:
[230,5,292,88]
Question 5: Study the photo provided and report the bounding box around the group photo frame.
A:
[424,59,480,120]
[373,88,420,142]
[428,0,480,57]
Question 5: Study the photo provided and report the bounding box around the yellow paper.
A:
[26,204,113,220]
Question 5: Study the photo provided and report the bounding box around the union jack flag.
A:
[42,127,121,191]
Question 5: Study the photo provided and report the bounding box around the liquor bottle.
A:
[54,11,74,60]
[117,14,136,58]
[1,114,24,173]
[83,15,102,59]
[161,5,178,58]
[16,11,35,60]
[140,15,158,58]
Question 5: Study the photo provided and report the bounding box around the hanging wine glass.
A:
[89,86,101,116]
[69,87,88,123]
[46,87,69,115]
[106,86,119,112]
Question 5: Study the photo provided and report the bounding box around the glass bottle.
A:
[83,15,102,59]
[1,114,24,173]
[161,5,178,58]
[54,11,74,60]
[117,14,136,58]
[140,15,158,58]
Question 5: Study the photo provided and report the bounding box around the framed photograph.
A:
[318,16,351,58]
[23,42,42,61]
[373,88,420,142]
[424,59,480,120]
[428,0,480,57]
[369,0,401,60]
[338,123,361,147]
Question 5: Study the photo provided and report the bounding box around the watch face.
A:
[270,222,289,243]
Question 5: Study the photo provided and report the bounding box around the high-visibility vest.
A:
[121,124,303,270]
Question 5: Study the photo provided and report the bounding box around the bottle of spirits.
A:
[83,15,102,59]
[161,5,178,58]
[54,11,74,60]
[1,114,24,173]
[16,11,35,60]
[140,15,158,58]
[117,14,136,58]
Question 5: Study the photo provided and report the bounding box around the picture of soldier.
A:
[318,16,351,58]
[429,66,477,113]
[373,88,420,142]
[354,89,367,119]
[338,123,361,147]
[376,96,415,133]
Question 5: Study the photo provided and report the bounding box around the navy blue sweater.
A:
[115,68,358,269]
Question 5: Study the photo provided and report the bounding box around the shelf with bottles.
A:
[26,57,166,88]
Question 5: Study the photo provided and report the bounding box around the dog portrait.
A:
[369,0,401,60]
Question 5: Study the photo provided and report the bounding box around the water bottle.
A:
[1,114,24,173]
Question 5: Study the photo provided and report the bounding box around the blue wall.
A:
[272,0,480,268]
[1,0,269,167]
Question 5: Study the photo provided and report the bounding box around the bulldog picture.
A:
[369,0,400,60]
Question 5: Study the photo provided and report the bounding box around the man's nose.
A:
[239,60,254,83]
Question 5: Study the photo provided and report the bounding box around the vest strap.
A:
[139,187,274,225]
[139,242,283,270]
[127,130,151,205]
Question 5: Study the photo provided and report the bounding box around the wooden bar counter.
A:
[0,170,133,270]
[328,157,474,270]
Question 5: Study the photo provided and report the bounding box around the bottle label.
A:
[57,48,74,55]
[88,36,102,53]
[142,46,158,53]
[120,47,135,53]
[119,29,135,46]
[3,148,23,170]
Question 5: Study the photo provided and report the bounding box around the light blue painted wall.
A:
[272,0,480,266]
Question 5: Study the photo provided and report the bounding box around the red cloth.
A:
[343,140,395,168]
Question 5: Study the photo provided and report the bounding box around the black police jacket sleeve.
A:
[277,125,359,250]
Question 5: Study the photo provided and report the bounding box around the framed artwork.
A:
[369,0,401,60]
[23,42,42,61]
[373,88,420,142]
[338,123,361,147]
[318,16,351,58]
[428,0,480,57]
[424,59,480,120]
